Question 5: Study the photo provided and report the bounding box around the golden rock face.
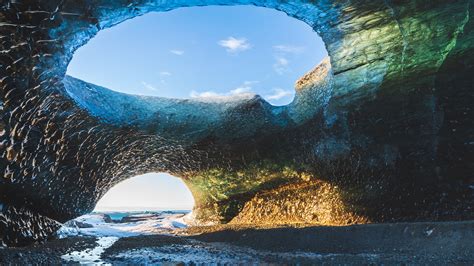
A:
[229,180,370,226]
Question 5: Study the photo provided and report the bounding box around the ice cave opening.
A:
[66,5,328,106]
[94,173,195,213]
[57,173,195,238]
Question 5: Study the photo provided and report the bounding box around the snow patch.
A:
[57,211,190,238]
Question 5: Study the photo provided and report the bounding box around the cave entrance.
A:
[66,5,328,106]
[57,173,195,237]
[94,173,195,213]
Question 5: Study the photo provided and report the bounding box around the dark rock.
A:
[119,214,161,223]
[103,214,113,223]
[63,220,93,229]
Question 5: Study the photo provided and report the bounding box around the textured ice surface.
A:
[63,75,255,126]
[62,75,286,143]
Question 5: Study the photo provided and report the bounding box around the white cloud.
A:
[266,88,293,100]
[141,81,158,91]
[170,50,184,55]
[273,56,289,75]
[190,90,255,101]
[190,81,257,100]
[218,37,251,53]
[190,90,221,98]
[271,45,305,75]
[230,81,258,95]
[230,86,251,95]
[273,45,305,54]
[160,71,172,76]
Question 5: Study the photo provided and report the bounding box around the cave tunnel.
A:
[0,0,473,246]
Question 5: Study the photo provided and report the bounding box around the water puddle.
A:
[62,236,118,265]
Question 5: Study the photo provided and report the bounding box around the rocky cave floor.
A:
[1,221,473,265]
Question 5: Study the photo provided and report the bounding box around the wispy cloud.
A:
[141,81,158,91]
[273,45,305,54]
[230,80,258,95]
[266,88,293,100]
[271,45,305,75]
[190,90,255,100]
[218,37,251,53]
[158,71,172,85]
[190,91,221,98]
[170,49,184,56]
[190,81,257,100]
[273,56,289,75]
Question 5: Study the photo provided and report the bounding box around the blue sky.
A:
[70,5,327,211]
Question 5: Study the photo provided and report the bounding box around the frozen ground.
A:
[99,220,474,265]
[3,218,471,265]
[107,239,381,265]
[58,211,190,264]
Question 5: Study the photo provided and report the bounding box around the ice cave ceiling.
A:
[0,0,473,246]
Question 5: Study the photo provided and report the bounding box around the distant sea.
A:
[93,207,192,221]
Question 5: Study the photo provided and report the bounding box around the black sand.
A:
[1,221,473,265]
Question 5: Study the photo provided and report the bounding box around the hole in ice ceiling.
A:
[66,5,328,106]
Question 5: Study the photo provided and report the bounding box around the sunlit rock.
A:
[0,0,473,246]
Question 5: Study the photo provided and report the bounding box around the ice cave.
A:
[0,0,473,248]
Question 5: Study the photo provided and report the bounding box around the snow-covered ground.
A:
[58,211,190,238]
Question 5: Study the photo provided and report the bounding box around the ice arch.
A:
[0,0,473,246]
